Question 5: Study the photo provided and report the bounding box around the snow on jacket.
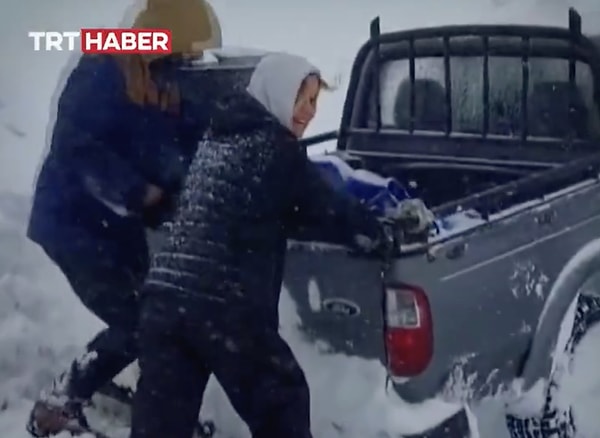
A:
[144,55,382,316]
[27,54,206,265]
[28,0,224,259]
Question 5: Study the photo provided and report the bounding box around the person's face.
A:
[291,75,321,138]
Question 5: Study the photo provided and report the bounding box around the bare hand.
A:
[143,184,164,207]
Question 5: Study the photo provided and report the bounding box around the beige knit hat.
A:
[132,0,222,56]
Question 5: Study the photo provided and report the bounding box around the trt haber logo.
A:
[81,29,172,54]
[28,29,172,54]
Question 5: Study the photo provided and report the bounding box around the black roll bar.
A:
[340,7,600,150]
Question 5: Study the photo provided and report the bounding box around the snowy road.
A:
[2,0,600,436]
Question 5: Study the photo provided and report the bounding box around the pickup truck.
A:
[281,7,600,438]
[109,8,600,438]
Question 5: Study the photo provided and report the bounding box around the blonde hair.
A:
[304,73,333,91]
[316,71,341,92]
[114,0,223,114]
[113,54,181,114]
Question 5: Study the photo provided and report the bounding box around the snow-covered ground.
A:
[2,0,600,437]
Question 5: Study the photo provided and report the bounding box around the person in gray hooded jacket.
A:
[129,52,389,438]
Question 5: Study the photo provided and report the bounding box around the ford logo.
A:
[322,298,361,317]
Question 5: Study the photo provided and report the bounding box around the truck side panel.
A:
[391,180,600,403]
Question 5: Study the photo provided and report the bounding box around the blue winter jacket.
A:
[27,54,203,270]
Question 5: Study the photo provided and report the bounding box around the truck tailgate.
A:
[284,245,386,362]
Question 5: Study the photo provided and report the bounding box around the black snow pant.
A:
[130,293,313,438]
[44,239,147,400]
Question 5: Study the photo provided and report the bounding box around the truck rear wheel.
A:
[505,293,600,438]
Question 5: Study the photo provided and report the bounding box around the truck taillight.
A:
[384,284,433,377]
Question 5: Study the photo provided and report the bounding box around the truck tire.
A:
[505,293,600,438]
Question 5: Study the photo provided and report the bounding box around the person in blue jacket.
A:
[25,1,222,436]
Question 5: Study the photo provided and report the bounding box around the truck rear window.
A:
[373,55,600,140]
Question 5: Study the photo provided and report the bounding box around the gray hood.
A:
[246,52,320,133]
